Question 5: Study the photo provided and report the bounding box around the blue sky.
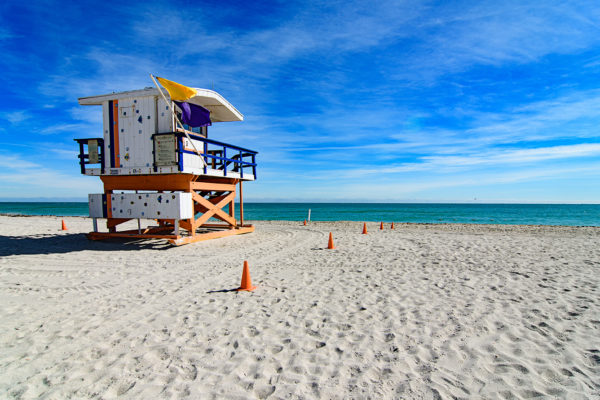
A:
[1,0,599,202]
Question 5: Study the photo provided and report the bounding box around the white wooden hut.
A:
[75,85,257,245]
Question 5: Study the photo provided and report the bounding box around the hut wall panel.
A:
[117,98,133,169]
[139,96,156,168]
[88,194,105,218]
[102,101,110,172]
[109,192,193,219]
[157,97,173,133]
[113,96,157,170]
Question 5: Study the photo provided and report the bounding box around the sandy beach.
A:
[0,215,599,399]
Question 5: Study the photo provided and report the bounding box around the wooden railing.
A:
[74,138,105,174]
[173,131,258,179]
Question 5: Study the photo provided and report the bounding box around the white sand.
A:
[0,215,599,399]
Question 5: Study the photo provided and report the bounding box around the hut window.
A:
[181,124,207,137]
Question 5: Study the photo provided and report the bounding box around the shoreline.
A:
[1,213,599,229]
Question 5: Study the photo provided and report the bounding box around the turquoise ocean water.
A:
[0,202,598,226]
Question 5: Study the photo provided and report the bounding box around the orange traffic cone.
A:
[304,219,307,226]
[237,261,257,291]
[380,221,384,230]
[391,222,395,229]
[61,220,67,231]
[362,223,367,234]
[327,232,336,249]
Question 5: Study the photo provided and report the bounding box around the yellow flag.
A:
[156,77,197,101]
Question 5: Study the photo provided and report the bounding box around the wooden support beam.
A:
[114,227,173,235]
[101,174,194,191]
[192,191,237,227]
[88,232,179,241]
[88,225,254,245]
[199,192,229,204]
[192,191,235,225]
[191,192,236,226]
[106,190,113,217]
[198,223,238,228]
[229,190,235,221]
[168,225,254,246]
[179,219,194,234]
[239,181,244,226]
[191,182,236,192]
[193,176,239,183]
[194,203,232,224]
[144,226,175,234]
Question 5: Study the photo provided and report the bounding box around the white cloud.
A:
[294,163,600,201]
[422,143,600,168]
[467,91,600,144]
[0,153,100,197]
[0,111,31,124]
[69,106,103,124]
[385,1,600,82]
[47,148,79,159]
[0,154,40,169]
[39,123,90,135]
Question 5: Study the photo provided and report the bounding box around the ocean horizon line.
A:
[1,202,598,227]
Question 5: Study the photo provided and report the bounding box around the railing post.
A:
[239,181,244,226]
[78,140,85,174]
[177,136,184,172]
[223,146,227,177]
[239,150,243,178]
[252,154,256,178]
[203,141,208,174]
[99,139,105,174]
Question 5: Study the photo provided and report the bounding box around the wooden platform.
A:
[87,174,252,246]
[87,225,254,246]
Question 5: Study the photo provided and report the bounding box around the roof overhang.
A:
[78,87,243,122]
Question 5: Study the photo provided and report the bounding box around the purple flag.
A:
[174,101,211,127]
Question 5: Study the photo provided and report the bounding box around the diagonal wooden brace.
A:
[191,191,237,227]
[194,204,232,224]
[193,193,230,223]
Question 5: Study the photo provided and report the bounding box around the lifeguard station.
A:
[75,76,257,245]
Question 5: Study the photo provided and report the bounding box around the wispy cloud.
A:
[388,1,600,82]
[0,153,99,197]
[421,143,600,168]
[0,154,39,169]
[38,123,90,135]
[0,111,31,124]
